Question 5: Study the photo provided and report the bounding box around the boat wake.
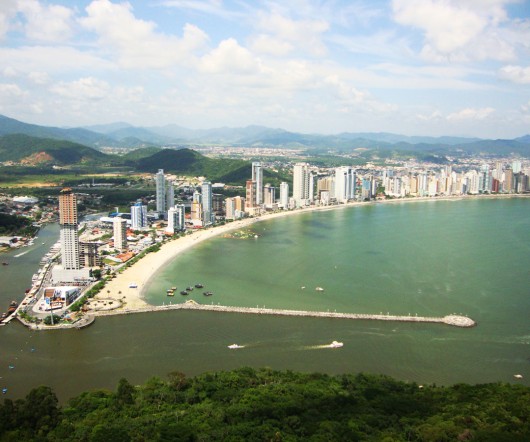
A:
[14,251,29,258]
[305,341,344,349]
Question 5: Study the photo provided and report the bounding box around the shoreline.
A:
[96,193,529,312]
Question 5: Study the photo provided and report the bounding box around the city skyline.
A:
[0,1,529,138]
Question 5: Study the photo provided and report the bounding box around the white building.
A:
[293,163,312,207]
[252,162,263,206]
[201,181,214,225]
[279,182,289,209]
[334,166,356,203]
[113,217,128,251]
[131,202,148,230]
[166,205,186,234]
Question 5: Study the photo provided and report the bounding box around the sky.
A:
[0,0,529,138]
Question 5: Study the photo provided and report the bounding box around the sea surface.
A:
[0,198,529,401]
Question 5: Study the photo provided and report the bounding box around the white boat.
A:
[227,344,245,349]
[328,341,343,348]
[315,287,324,291]
[514,374,523,379]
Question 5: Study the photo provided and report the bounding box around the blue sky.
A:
[0,0,529,138]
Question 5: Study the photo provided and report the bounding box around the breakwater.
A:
[91,301,476,328]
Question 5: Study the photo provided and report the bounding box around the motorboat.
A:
[203,291,213,296]
[228,344,244,349]
[195,283,204,288]
[329,341,343,348]
[315,287,324,292]
[186,286,194,291]
[514,374,523,379]
[180,290,189,296]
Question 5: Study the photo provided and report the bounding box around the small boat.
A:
[1,262,8,266]
[315,287,324,292]
[186,286,194,291]
[203,291,213,296]
[180,290,188,296]
[328,341,343,348]
[514,374,523,379]
[228,344,244,349]
[171,287,177,291]
[2,388,7,394]
[195,283,203,288]
[166,290,174,297]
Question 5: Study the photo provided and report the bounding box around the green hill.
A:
[1,368,529,441]
[135,148,253,183]
[0,134,108,165]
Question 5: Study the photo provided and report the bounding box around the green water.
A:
[0,198,529,402]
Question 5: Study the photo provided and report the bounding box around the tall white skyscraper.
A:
[334,167,356,203]
[59,188,80,270]
[155,169,167,214]
[293,163,311,207]
[166,205,186,234]
[201,181,214,225]
[280,182,289,209]
[131,202,148,230]
[113,217,127,251]
[252,162,263,205]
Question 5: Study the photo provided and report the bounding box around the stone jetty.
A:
[92,300,476,328]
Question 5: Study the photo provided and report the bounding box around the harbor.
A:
[90,300,477,328]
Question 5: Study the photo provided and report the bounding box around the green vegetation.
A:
[0,134,107,164]
[0,213,38,236]
[0,369,528,441]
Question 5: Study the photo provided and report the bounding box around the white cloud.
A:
[2,66,18,78]
[392,0,516,62]
[249,34,294,57]
[0,46,113,74]
[498,65,530,84]
[0,83,27,98]
[17,0,74,42]
[447,107,495,121]
[199,38,262,74]
[0,0,18,40]
[80,0,209,69]
[50,77,110,101]
[28,71,51,85]
[252,11,329,57]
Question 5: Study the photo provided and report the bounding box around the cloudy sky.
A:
[1,0,529,138]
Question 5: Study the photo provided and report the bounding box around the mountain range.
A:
[1,114,529,156]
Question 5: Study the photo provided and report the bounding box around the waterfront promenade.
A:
[91,300,476,328]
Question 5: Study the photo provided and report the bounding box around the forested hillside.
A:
[1,368,528,441]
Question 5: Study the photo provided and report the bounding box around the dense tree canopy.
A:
[0,368,528,441]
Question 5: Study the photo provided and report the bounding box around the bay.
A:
[0,198,528,402]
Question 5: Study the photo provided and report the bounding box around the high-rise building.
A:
[166,204,186,234]
[252,162,263,206]
[334,167,356,203]
[131,202,148,230]
[155,169,166,214]
[191,191,203,225]
[504,168,514,192]
[113,217,128,251]
[263,184,276,208]
[280,182,289,209]
[80,241,103,268]
[59,188,80,270]
[293,163,311,207]
[512,160,522,174]
[245,180,256,211]
[201,181,214,225]
[166,181,175,210]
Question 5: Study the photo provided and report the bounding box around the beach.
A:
[94,194,528,312]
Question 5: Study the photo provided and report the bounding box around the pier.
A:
[91,301,476,328]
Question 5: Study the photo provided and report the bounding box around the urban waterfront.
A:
[0,197,529,401]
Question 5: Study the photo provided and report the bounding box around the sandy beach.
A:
[95,193,528,311]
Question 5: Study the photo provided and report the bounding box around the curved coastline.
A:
[97,193,529,313]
